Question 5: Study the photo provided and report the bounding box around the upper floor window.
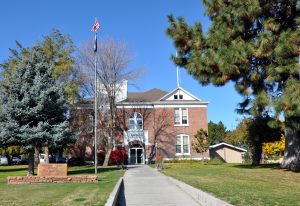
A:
[129,112,143,130]
[174,108,188,125]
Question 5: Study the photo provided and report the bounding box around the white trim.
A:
[209,142,247,152]
[117,105,154,109]
[175,134,190,155]
[154,104,207,108]
[116,104,207,109]
[129,112,143,130]
[163,157,209,161]
[160,87,202,101]
[174,124,190,127]
[128,147,145,165]
[174,108,189,126]
[75,103,207,111]
[124,130,149,145]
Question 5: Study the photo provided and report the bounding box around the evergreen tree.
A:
[166,1,300,170]
[0,29,83,105]
[225,118,251,147]
[40,29,84,104]
[208,121,227,144]
[0,46,74,175]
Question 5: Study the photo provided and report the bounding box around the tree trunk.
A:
[281,118,300,171]
[44,146,50,163]
[251,143,262,165]
[27,150,34,176]
[103,127,114,166]
[103,97,115,166]
[103,146,112,166]
[34,147,40,168]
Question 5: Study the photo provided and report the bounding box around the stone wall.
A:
[7,176,98,184]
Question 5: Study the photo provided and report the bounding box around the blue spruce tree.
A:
[0,46,74,175]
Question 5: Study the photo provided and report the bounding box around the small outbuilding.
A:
[209,142,247,163]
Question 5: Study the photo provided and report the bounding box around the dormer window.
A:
[174,95,178,100]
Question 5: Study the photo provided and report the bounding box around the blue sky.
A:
[0,0,245,130]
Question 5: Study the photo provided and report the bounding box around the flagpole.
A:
[92,17,100,175]
[176,52,180,88]
[94,31,98,174]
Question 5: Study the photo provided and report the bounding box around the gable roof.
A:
[209,142,247,152]
[124,88,168,102]
[159,86,202,101]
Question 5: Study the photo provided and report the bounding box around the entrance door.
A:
[129,148,144,164]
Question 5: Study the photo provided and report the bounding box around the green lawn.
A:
[160,162,300,206]
[0,165,125,206]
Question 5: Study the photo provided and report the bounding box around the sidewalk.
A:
[117,165,201,206]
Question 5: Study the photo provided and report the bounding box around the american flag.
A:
[92,19,100,32]
[94,33,97,53]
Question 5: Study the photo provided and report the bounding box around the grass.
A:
[159,162,300,206]
[0,165,125,206]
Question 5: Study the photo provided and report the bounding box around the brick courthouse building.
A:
[71,82,209,164]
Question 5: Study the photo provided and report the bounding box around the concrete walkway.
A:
[117,165,201,206]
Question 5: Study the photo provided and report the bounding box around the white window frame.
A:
[175,134,190,155]
[174,108,189,126]
[86,114,94,133]
[129,112,143,130]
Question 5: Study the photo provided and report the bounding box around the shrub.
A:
[205,157,224,165]
[110,146,128,166]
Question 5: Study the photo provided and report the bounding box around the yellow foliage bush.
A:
[263,135,285,156]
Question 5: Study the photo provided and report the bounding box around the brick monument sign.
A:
[37,163,67,176]
[8,163,98,184]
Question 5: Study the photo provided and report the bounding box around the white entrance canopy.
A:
[124,130,149,145]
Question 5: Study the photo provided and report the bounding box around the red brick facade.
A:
[72,87,209,164]
[116,106,209,162]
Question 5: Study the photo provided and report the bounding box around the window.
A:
[174,108,188,125]
[174,94,183,100]
[176,134,190,155]
[129,112,143,130]
[86,114,94,133]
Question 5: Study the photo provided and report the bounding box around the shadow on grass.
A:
[231,163,281,170]
[68,166,121,175]
[0,167,27,173]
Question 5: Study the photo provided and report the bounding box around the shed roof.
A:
[209,142,247,152]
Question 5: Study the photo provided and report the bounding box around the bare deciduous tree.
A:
[77,38,143,166]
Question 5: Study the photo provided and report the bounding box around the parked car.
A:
[56,157,68,163]
[12,157,21,164]
[19,158,29,165]
[0,156,8,165]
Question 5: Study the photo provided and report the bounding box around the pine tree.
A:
[0,46,74,175]
[167,0,300,170]
[208,121,227,144]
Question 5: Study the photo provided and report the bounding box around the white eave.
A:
[209,142,247,152]
[159,86,203,102]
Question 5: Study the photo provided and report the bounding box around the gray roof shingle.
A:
[124,88,167,102]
